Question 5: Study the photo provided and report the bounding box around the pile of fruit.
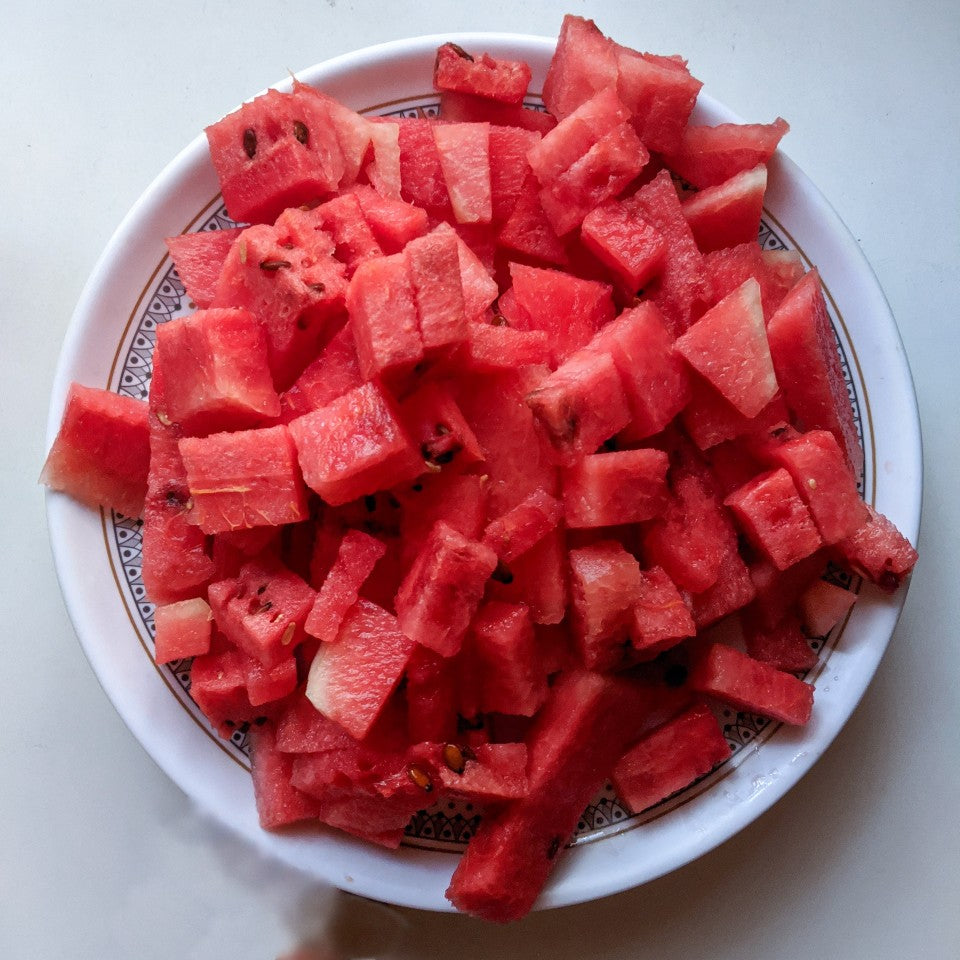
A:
[43,15,917,922]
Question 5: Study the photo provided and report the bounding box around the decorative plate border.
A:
[98,93,872,853]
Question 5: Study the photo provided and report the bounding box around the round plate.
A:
[46,33,922,912]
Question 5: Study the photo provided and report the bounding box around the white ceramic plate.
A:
[46,33,922,912]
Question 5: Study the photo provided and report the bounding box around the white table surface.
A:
[2,1,958,957]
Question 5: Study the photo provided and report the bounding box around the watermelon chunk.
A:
[799,579,857,637]
[153,597,213,664]
[741,610,818,673]
[833,506,919,592]
[405,644,459,744]
[629,566,695,658]
[165,227,245,309]
[580,200,666,290]
[405,227,469,352]
[249,723,324,829]
[482,488,563,563]
[612,702,730,813]
[689,642,814,725]
[288,381,423,507]
[433,122,493,224]
[681,165,767,253]
[178,424,308,534]
[305,599,415,740]
[434,43,532,105]
[42,383,150,519]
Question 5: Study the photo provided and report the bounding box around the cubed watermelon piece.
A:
[445,670,661,921]
[482,488,563,563]
[488,125,541,224]
[398,380,484,472]
[526,349,631,463]
[766,269,864,477]
[799,579,857,637]
[395,521,498,657]
[405,644,459,744]
[466,321,552,370]
[405,227,469,352]
[207,557,315,667]
[274,690,357,754]
[439,90,557,134]
[152,307,279,435]
[204,86,345,223]
[562,448,669,528]
[703,242,803,318]
[346,252,424,383]
[591,301,691,439]
[538,121,649,236]
[213,221,349,390]
[249,723,324,829]
[310,192,383,275]
[496,170,570,267]
[140,423,216,605]
[612,701,730,813]
[396,117,452,215]
[419,742,530,805]
[674,278,778,419]
[725,467,823,570]
[681,165,767,253]
[165,227,245,309]
[277,323,363,423]
[153,596,213,664]
[689,642,814,725]
[304,530,387,644]
[305,599,416,740]
[242,651,298,707]
[542,15,619,121]
[833,506,918,592]
[289,381,423,507]
[629,566,695,658]
[189,646,260,735]
[345,183,430,254]
[434,43,532,105]
[178,424,308,534]
[487,526,568,626]
[363,119,403,201]
[42,383,151,519]
[508,263,615,366]
[665,118,790,189]
[741,610,818,673]
[580,200,666,290]
[628,170,709,336]
[689,549,757,629]
[467,601,548,717]
[746,551,828,632]
[568,540,645,670]
[433,122,493,224]
[765,429,868,544]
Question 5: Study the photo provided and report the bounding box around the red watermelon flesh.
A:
[562,448,669,528]
[765,429,868,544]
[394,521,498,657]
[568,540,645,671]
[305,530,387,644]
[439,90,557,134]
[207,557,315,667]
[766,269,864,478]
[204,86,345,224]
[445,670,664,922]
[745,551,828,633]
[306,598,415,740]
[42,382,151,519]
[628,170,709,336]
[362,119,403,201]
[242,652,298,707]
[526,348,631,463]
[488,126,541,224]
[140,423,216,605]
[405,644,460,744]
[486,525,568,626]
[612,701,730,813]
[309,192,383,275]
[433,122,493,224]
[434,44,532,105]
[178,424,308,534]
[833,506,919,592]
[508,262,615,366]
[165,227,245,309]
[591,301,690,439]
[703,242,803,318]
[674,277,778,419]
[346,251,423,383]
[665,117,789,190]
[629,566,695,658]
[153,597,213,664]
[467,601,548,717]
[152,307,280,436]
[689,642,814,725]
[278,322,362,424]
[580,199,666,291]
[496,170,570,267]
[681,164,767,253]
[189,646,262,736]
[249,723,324,829]
[537,121,648,236]
[689,547,756,629]
[288,381,423,507]
[212,221,348,390]
[741,610,818,673]
[799,579,857,637]
[274,689,358,754]
[345,183,430,254]
[405,227,469,351]
[482,488,563,563]
[542,15,619,121]
[466,320,552,370]
[396,117,453,215]
[398,380,484,471]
